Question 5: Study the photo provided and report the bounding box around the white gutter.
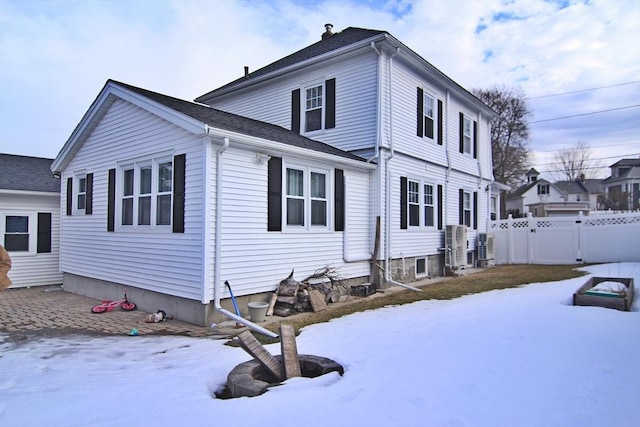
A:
[383,48,399,287]
[210,135,278,338]
[204,126,375,172]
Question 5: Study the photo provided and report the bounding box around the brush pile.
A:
[269,266,346,317]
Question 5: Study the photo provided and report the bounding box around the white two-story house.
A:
[51,25,497,329]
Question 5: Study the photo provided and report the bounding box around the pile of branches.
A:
[272,266,346,317]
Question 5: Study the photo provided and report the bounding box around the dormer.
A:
[526,168,540,183]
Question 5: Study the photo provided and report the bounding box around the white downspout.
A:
[343,175,370,262]
[211,135,278,338]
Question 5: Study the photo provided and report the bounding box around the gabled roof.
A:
[196,27,385,100]
[53,80,366,172]
[194,26,495,117]
[0,154,60,193]
[554,180,588,195]
[507,179,545,200]
[609,158,640,168]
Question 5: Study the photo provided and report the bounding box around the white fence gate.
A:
[489,212,640,265]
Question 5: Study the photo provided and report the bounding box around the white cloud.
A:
[0,0,638,179]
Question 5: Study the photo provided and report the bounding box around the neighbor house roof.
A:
[194,26,495,118]
[0,154,60,193]
[506,179,550,200]
[609,158,640,168]
[52,80,367,172]
[554,180,588,195]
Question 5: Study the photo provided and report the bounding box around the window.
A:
[408,180,420,227]
[415,257,428,278]
[424,184,434,227]
[537,184,550,195]
[77,175,86,212]
[4,215,29,252]
[401,177,438,229]
[285,166,328,228]
[423,93,435,139]
[119,157,173,229]
[462,116,472,154]
[463,191,472,227]
[305,84,323,132]
[491,195,498,221]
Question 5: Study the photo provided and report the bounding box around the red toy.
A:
[91,290,137,313]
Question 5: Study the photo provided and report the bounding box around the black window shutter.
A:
[473,121,478,159]
[85,173,93,215]
[400,177,408,229]
[267,157,282,232]
[416,87,424,137]
[325,78,336,129]
[459,188,464,225]
[459,112,464,153]
[173,154,186,233]
[107,169,116,232]
[473,191,478,230]
[291,89,301,134]
[437,184,443,230]
[334,168,344,231]
[437,100,443,145]
[37,212,52,253]
[66,177,73,216]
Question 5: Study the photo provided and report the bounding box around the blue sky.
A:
[1,0,638,180]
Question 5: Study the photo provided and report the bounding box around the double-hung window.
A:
[537,184,550,195]
[423,93,435,140]
[3,215,30,252]
[463,191,472,227]
[408,180,420,227]
[285,166,328,228]
[77,175,87,212]
[305,84,323,132]
[424,184,435,227]
[462,116,472,154]
[120,157,173,229]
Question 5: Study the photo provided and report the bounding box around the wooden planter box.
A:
[573,277,635,311]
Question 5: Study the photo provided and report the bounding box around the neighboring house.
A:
[554,175,604,212]
[51,25,498,327]
[600,159,640,210]
[507,169,605,216]
[0,154,62,287]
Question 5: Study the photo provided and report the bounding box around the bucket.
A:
[247,301,269,323]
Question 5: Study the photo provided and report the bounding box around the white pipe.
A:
[210,135,278,338]
[388,279,423,292]
[384,47,400,286]
[367,41,383,164]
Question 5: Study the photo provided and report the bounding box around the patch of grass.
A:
[255,264,587,343]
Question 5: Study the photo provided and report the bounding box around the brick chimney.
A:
[321,23,334,40]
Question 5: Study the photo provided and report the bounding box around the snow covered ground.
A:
[1,263,639,427]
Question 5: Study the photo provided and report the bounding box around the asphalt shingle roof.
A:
[112,80,366,163]
[195,27,386,101]
[0,154,60,193]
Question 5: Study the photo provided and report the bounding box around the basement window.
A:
[415,257,428,278]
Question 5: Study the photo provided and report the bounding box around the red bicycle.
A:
[91,290,137,313]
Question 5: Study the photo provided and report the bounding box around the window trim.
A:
[402,177,438,230]
[463,191,472,227]
[1,212,37,256]
[423,92,435,140]
[537,184,550,195]
[415,256,428,278]
[282,161,331,231]
[304,82,325,133]
[116,154,174,232]
[462,115,472,154]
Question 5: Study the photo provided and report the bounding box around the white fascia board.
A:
[52,82,206,173]
[205,126,376,171]
[0,189,60,197]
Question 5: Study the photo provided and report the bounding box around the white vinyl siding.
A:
[0,193,62,288]
[203,50,378,153]
[59,99,205,300]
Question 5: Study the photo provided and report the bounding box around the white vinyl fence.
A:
[489,211,640,265]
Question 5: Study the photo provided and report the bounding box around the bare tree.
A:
[472,86,532,188]
[551,141,599,181]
